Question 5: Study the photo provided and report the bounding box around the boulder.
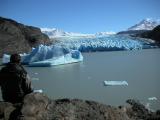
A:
[0,102,15,120]
[0,93,160,120]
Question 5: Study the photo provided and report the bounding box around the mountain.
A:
[128,18,160,30]
[117,18,160,36]
[41,28,115,38]
[134,25,160,43]
[41,28,68,37]
[41,28,86,38]
[117,30,148,35]
[0,17,51,57]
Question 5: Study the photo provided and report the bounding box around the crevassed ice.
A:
[54,35,147,52]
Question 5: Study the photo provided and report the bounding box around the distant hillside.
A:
[117,30,148,35]
[135,25,160,43]
[0,17,51,57]
[118,18,160,35]
[117,18,160,44]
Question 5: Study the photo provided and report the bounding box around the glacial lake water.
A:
[0,48,160,110]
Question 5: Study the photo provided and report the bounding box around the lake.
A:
[0,48,160,110]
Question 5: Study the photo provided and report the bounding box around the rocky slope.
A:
[117,30,149,35]
[117,18,160,43]
[0,93,160,120]
[0,17,51,57]
[135,25,160,43]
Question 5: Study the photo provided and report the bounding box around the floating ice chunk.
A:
[34,89,43,93]
[104,81,128,86]
[31,78,40,81]
[148,97,157,101]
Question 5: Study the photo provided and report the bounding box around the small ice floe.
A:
[32,77,39,81]
[148,97,157,101]
[34,89,43,93]
[104,81,128,86]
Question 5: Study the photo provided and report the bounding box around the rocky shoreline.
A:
[0,93,159,120]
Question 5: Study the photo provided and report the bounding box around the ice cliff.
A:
[53,35,154,52]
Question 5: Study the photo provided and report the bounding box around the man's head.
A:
[10,54,21,63]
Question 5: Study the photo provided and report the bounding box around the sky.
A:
[0,0,160,33]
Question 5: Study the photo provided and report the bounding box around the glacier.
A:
[53,35,156,52]
[2,45,83,67]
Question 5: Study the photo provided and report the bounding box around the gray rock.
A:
[21,93,51,120]
[0,102,15,120]
[0,93,160,120]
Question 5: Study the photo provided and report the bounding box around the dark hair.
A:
[10,54,21,63]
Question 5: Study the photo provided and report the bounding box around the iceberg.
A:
[2,45,83,67]
[104,81,128,86]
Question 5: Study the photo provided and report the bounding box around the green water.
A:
[0,49,160,110]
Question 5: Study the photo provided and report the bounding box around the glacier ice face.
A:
[53,35,152,52]
[2,45,83,67]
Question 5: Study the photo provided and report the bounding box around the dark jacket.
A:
[0,62,33,103]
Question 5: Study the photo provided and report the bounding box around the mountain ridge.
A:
[0,17,51,57]
[128,18,160,30]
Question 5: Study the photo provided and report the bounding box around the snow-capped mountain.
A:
[41,28,94,38]
[41,28,116,38]
[41,28,68,37]
[128,18,160,30]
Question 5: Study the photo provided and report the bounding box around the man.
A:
[0,54,33,104]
